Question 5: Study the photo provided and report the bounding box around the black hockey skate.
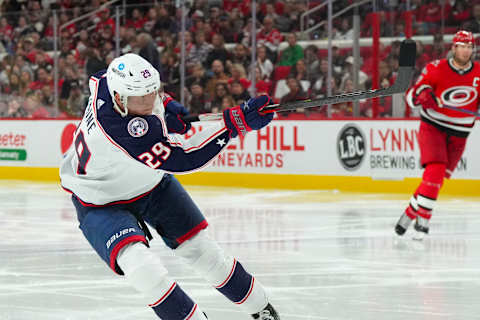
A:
[252,303,280,320]
[412,216,429,240]
[394,212,414,236]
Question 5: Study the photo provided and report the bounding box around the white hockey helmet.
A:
[106,53,161,117]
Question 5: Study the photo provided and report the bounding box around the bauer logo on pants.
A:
[337,124,366,171]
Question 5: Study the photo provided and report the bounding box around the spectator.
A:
[230,80,251,105]
[463,3,480,33]
[187,82,211,114]
[187,31,212,67]
[6,72,20,95]
[210,82,229,111]
[231,43,250,71]
[95,8,115,35]
[206,59,229,99]
[206,34,229,68]
[19,70,32,97]
[217,14,239,43]
[143,7,158,32]
[85,47,107,77]
[153,4,176,34]
[334,17,354,40]
[340,56,368,91]
[28,67,51,90]
[279,33,304,66]
[332,79,353,117]
[280,76,308,104]
[186,63,209,89]
[66,80,87,117]
[6,98,28,118]
[13,16,35,39]
[137,33,161,72]
[254,66,272,95]
[162,52,181,98]
[174,31,194,57]
[257,16,282,60]
[303,45,319,74]
[289,59,309,82]
[431,34,447,60]
[256,45,273,80]
[450,0,470,27]
[220,95,236,112]
[228,63,251,91]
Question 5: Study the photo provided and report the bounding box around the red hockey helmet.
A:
[452,30,474,46]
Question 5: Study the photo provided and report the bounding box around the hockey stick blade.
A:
[442,104,480,117]
[183,39,416,122]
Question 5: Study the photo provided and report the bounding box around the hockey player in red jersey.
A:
[395,30,480,239]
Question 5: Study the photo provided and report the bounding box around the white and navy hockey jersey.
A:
[60,71,230,205]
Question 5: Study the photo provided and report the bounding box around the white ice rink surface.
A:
[2,181,480,320]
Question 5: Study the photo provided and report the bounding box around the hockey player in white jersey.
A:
[60,53,280,319]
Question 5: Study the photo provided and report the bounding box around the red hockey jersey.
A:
[405,58,480,136]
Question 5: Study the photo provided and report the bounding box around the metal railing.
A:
[301,0,371,39]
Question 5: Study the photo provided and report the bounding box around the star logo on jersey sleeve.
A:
[216,138,226,147]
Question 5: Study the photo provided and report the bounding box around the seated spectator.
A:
[137,33,161,72]
[187,82,211,114]
[230,43,250,72]
[85,47,107,77]
[289,59,309,82]
[6,98,28,118]
[29,67,52,91]
[219,95,236,113]
[228,63,251,90]
[95,8,115,35]
[230,80,251,105]
[153,4,176,35]
[186,63,209,89]
[463,3,480,33]
[280,76,308,104]
[19,71,32,97]
[206,34,229,68]
[257,16,282,61]
[174,31,194,57]
[257,45,273,80]
[340,56,368,91]
[450,0,470,27]
[206,59,229,99]
[430,34,447,60]
[66,80,87,117]
[279,33,304,67]
[334,17,354,40]
[143,7,158,32]
[210,82,229,111]
[6,73,21,95]
[187,31,212,68]
[253,66,272,95]
[217,14,239,43]
[162,52,181,98]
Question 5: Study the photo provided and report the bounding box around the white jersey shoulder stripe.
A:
[90,77,136,160]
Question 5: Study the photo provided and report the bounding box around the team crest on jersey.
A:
[441,86,478,107]
[128,117,149,137]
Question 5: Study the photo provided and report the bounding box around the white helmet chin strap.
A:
[113,92,129,117]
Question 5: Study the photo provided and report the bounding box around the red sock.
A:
[404,163,446,220]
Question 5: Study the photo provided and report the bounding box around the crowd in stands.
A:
[0,0,477,119]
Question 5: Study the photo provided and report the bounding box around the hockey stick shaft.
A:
[442,105,480,117]
[183,39,416,122]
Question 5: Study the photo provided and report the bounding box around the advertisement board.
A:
[0,119,479,180]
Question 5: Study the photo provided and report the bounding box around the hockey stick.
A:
[184,39,416,122]
[442,104,480,117]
